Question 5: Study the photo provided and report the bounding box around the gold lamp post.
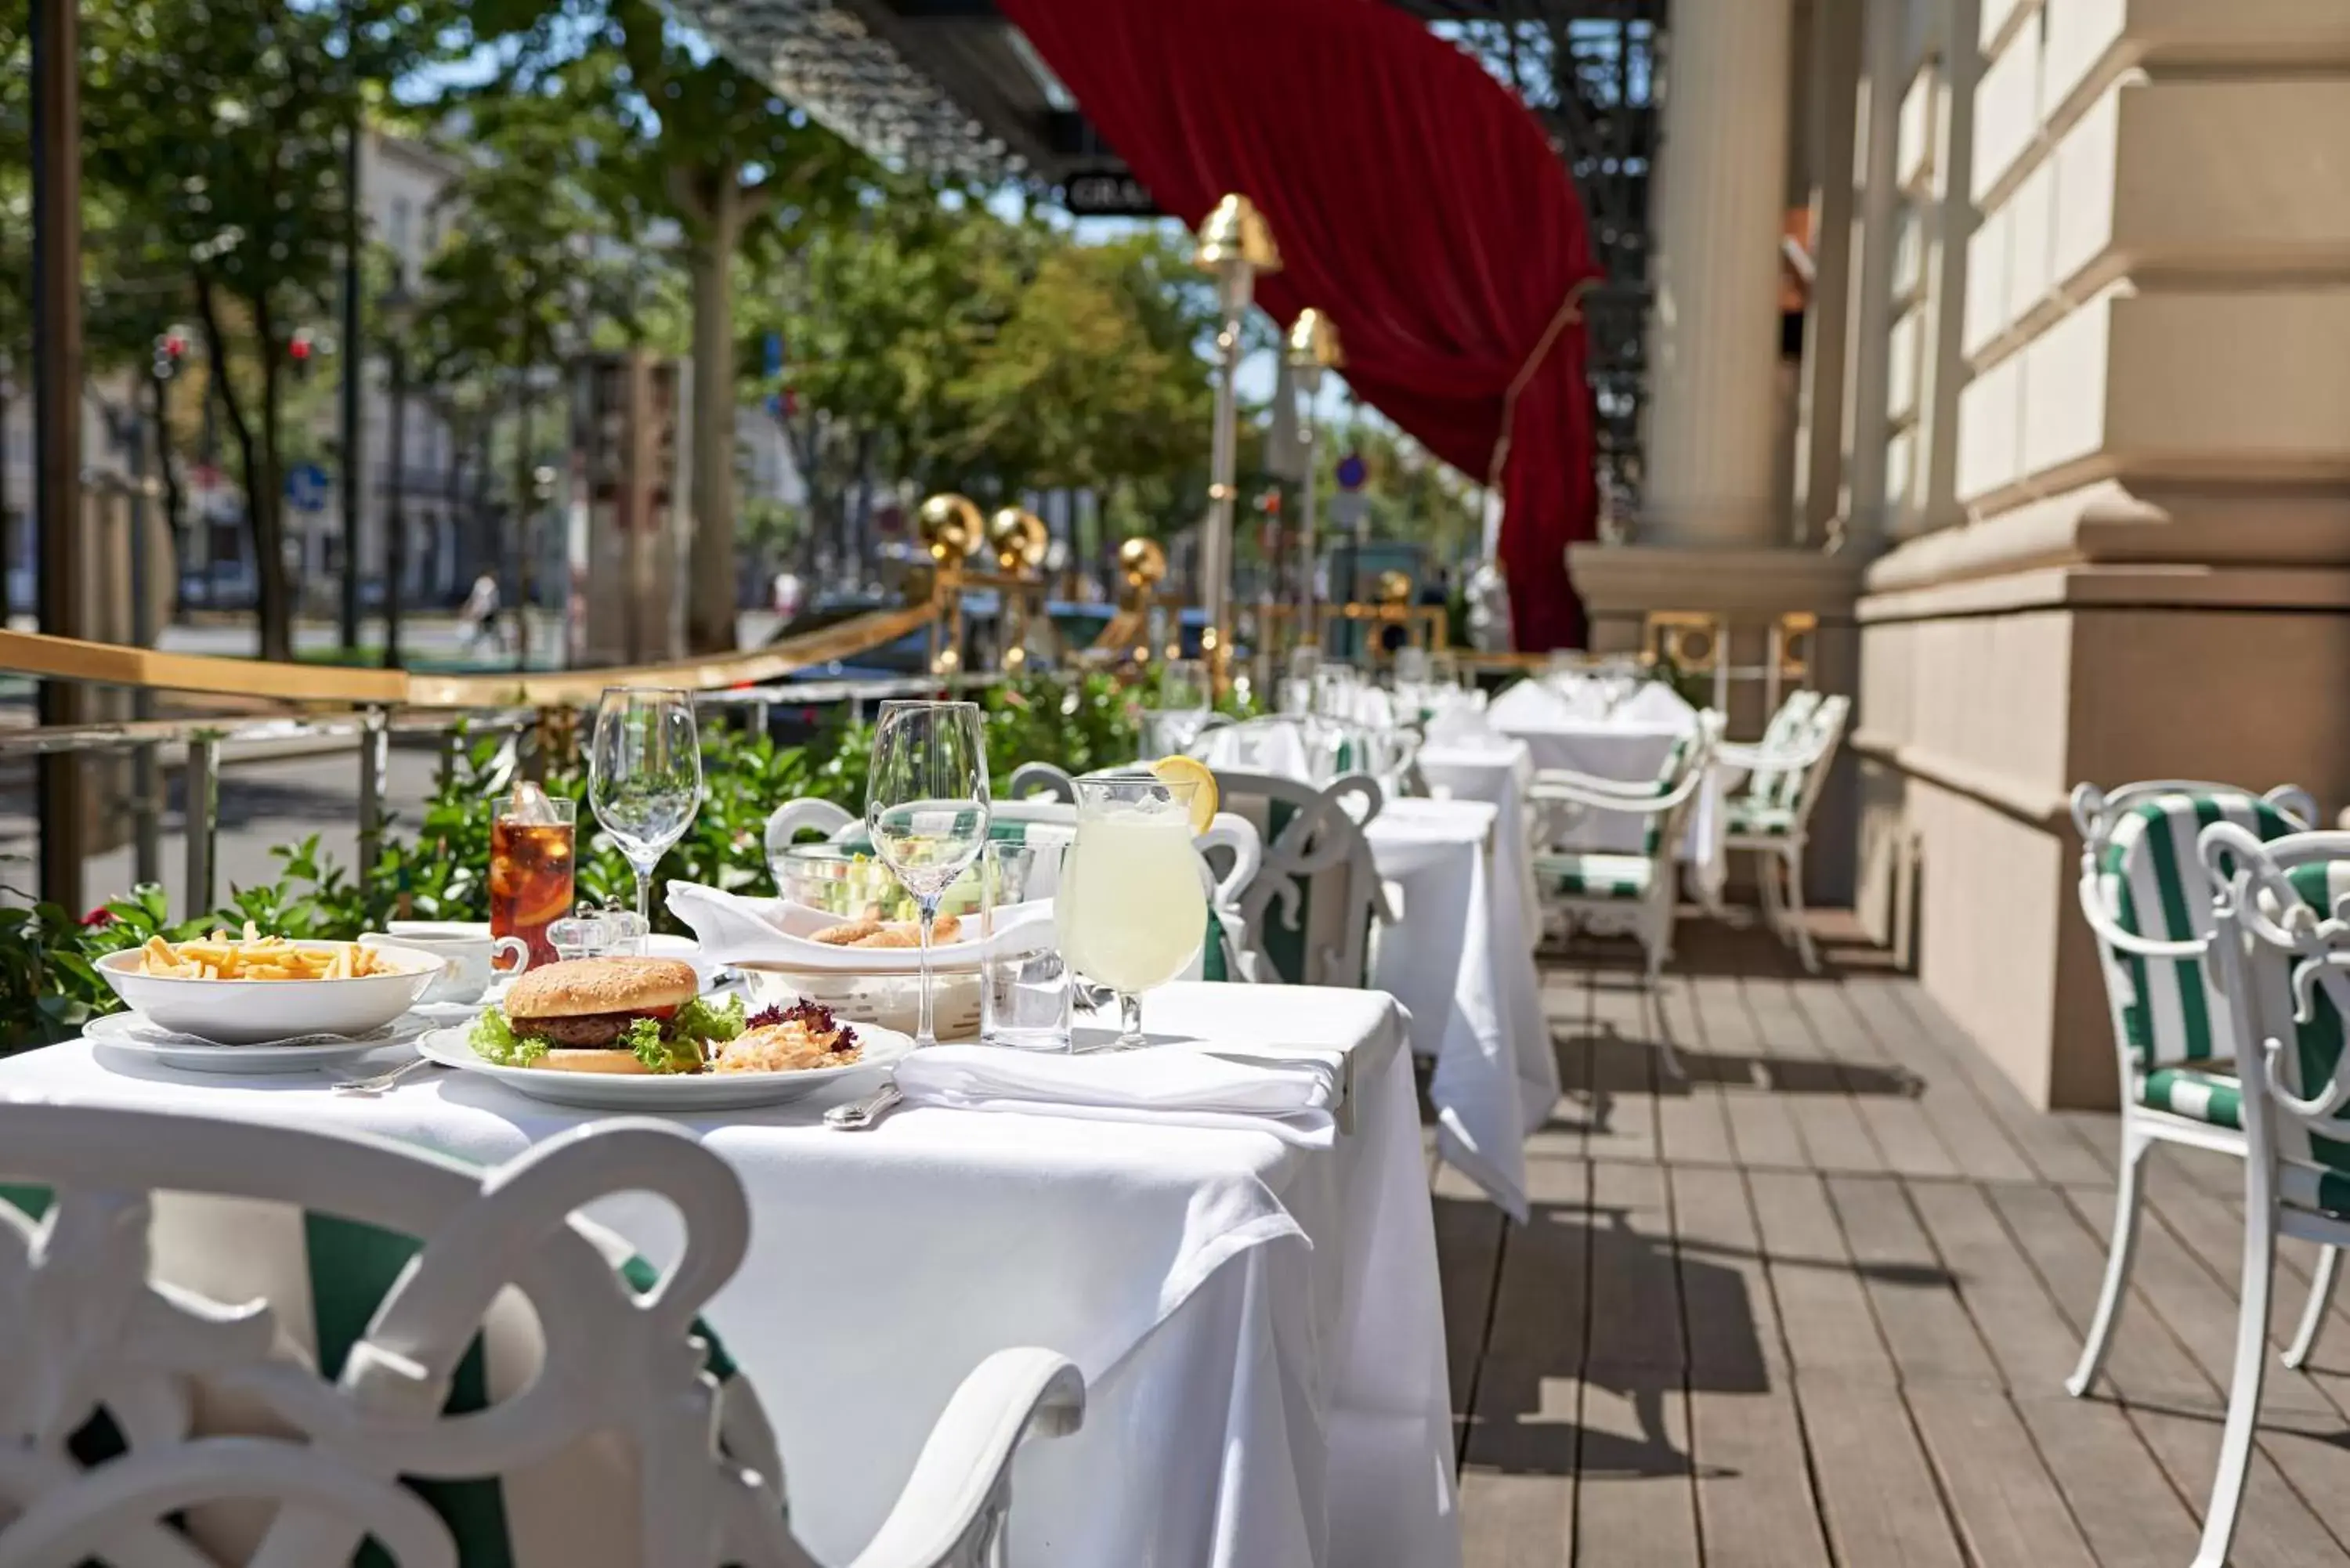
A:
[985,505,1049,670]
[1285,308,1343,655]
[1117,535,1169,663]
[1192,193,1281,693]
[917,492,985,674]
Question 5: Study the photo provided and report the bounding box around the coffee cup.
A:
[361,922,531,1005]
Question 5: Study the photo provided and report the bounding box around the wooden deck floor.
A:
[1439,918,2350,1568]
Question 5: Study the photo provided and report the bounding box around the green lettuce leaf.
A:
[671,992,746,1046]
[468,1008,547,1067]
[627,1015,702,1074]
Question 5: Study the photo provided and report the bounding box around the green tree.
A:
[457,1,861,652]
[79,0,454,659]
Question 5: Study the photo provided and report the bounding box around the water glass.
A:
[980,842,1072,1052]
[866,699,991,1047]
[588,687,702,940]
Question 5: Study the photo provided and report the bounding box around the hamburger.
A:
[468,956,746,1074]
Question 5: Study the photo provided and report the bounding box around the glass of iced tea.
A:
[489,791,577,968]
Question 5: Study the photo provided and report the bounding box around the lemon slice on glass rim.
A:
[1149,755,1220,834]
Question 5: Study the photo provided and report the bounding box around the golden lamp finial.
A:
[1285,309,1344,371]
[1191,193,1282,275]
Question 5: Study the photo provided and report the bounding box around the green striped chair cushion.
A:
[0,1181,766,1566]
[1640,736,1692,858]
[1534,851,1652,900]
[2095,790,2302,1068]
[2135,1066,2243,1129]
[1725,800,1796,839]
[1742,690,1820,811]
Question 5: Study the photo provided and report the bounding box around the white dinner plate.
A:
[415,1022,911,1111]
[86,1010,435,1075]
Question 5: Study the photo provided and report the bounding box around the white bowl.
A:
[96,942,443,1044]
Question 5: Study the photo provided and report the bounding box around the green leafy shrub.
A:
[1,673,1152,1053]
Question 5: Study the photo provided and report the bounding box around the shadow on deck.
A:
[1438,914,2350,1566]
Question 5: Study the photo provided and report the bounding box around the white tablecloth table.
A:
[1363,797,1555,1219]
[1419,736,1541,945]
[1488,685,1738,901]
[0,985,1459,1568]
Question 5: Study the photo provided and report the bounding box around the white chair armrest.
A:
[1530,768,1701,816]
[763,799,856,862]
[849,1348,1084,1568]
[2075,871,2207,959]
[1716,737,1823,773]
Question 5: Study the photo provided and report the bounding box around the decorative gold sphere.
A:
[1118,536,1168,590]
[917,493,984,563]
[1377,569,1413,605]
[986,507,1050,573]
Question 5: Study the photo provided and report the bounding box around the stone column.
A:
[1641,0,1796,547]
[1795,0,1864,544]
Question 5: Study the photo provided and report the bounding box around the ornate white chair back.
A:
[1209,770,1393,988]
[0,1109,1082,1568]
[0,1109,802,1568]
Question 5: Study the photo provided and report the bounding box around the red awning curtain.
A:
[999,0,1605,648]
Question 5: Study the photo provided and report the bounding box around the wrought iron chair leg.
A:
[2283,1243,2341,1371]
[2067,1127,2149,1397]
[1780,845,1821,974]
[2192,1178,2276,1568]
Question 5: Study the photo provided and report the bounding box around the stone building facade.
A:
[1576,0,2350,1107]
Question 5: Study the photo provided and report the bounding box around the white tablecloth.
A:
[1419,737,1541,945]
[1364,797,1555,1219]
[0,985,1459,1568]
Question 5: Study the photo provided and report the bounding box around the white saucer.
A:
[86,1010,434,1075]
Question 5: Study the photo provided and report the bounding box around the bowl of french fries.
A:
[96,926,443,1044]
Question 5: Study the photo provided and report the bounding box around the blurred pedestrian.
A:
[461,569,504,656]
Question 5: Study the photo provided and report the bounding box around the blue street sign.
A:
[286,463,331,513]
[1336,453,1368,491]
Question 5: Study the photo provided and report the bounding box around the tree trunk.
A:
[510,375,534,670]
[685,184,743,655]
[193,273,291,662]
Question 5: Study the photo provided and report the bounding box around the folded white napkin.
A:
[892,1042,1342,1146]
[665,882,1054,974]
[1424,705,1505,747]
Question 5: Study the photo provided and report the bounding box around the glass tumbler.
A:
[980,840,1073,1052]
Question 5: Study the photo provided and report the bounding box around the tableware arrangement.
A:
[1057,768,1209,1052]
[589,686,703,948]
[864,699,991,1047]
[489,786,576,967]
[83,1009,436,1074]
[363,923,532,1005]
[96,939,442,1045]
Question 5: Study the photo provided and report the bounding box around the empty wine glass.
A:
[866,699,992,1046]
[588,687,702,943]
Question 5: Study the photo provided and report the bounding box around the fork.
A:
[332,1057,440,1097]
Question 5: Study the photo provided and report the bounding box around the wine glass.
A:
[1058,771,1206,1051]
[588,687,702,947]
[865,699,992,1046]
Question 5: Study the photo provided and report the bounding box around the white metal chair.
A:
[0,1107,1081,1568]
[2190,824,2350,1567]
[1717,692,1851,972]
[1527,711,1724,990]
[2064,781,2341,1411]
[1210,769,1395,988]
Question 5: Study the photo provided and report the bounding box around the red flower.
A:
[79,906,115,928]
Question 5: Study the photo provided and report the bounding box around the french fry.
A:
[136,932,395,981]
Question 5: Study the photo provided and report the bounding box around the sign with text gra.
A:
[1060,169,1161,219]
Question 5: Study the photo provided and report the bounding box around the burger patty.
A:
[517,1012,649,1049]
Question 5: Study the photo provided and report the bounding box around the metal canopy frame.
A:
[679,0,1664,515]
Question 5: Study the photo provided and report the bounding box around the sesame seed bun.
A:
[502,956,698,1021]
